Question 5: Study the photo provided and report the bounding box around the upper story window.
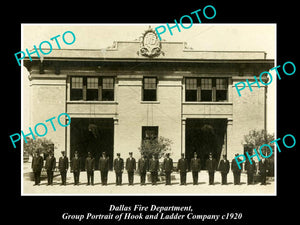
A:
[143,77,157,101]
[201,78,213,101]
[185,78,228,102]
[216,78,227,101]
[87,77,98,100]
[70,76,114,101]
[70,77,83,100]
[102,78,114,101]
[185,78,197,102]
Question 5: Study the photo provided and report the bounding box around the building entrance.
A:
[70,118,114,170]
[186,119,227,169]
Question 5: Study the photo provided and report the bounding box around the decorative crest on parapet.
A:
[137,26,164,58]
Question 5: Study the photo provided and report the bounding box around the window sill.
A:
[140,101,160,104]
[183,101,232,105]
[67,101,118,104]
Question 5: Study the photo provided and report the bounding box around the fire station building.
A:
[24,28,274,169]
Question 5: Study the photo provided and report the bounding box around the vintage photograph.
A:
[21,24,276,195]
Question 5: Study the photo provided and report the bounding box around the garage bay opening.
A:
[186,118,227,169]
[70,118,114,170]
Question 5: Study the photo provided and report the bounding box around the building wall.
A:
[115,75,182,160]
[30,75,67,159]
[230,77,266,160]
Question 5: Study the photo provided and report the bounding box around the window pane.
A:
[144,78,157,90]
[103,78,114,89]
[102,90,114,101]
[71,77,83,89]
[87,89,98,101]
[216,79,227,90]
[143,90,156,101]
[143,77,157,101]
[87,77,98,89]
[186,78,197,90]
[186,90,197,101]
[71,77,83,100]
[70,89,83,100]
[201,90,212,101]
[201,79,212,90]
[216,90,227,101]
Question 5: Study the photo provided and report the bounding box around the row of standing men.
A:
[31,150,270,186]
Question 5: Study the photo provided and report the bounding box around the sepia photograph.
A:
[21,24,276,195]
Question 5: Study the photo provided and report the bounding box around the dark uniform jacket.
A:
[32,156,44,172]
[177,158,188,172]
[245,161,256,174]
[190,158,201,172]
[138,158,148,173]
[163,158,173,172]
[114,158,124,173]
[71,157,81,172]
[231,159,242,172]
[85,157,95,171]
[59,156,69,172]
[125,157,136,172]
[218,159,230,173]
[99,157,109,172]
[259,160,268,174]
[149,158,159,172]
[206,158,217,172]
[45,156,56,171]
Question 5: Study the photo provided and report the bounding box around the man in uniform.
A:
[138,153,148,185]
[114,153,124,186]
[206,152,217,185]
[245,156,257,185]
[45,151,56,185]
[177,153,188,185]
[231,153,242,185]
[218,154,230,185]
[31,150,44,186]
[125,152,136,185]
[58,151,69,185]
[99,152,109,185]
[259,158,268,185]
[163,153,173,185]
[190,152,201,185]
[149,154,159,185]
[71,151,81,185]
[85,152,95,185]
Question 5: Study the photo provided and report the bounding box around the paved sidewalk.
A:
[23,163,275,195]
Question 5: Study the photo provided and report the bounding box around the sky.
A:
[22,24,276,133]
